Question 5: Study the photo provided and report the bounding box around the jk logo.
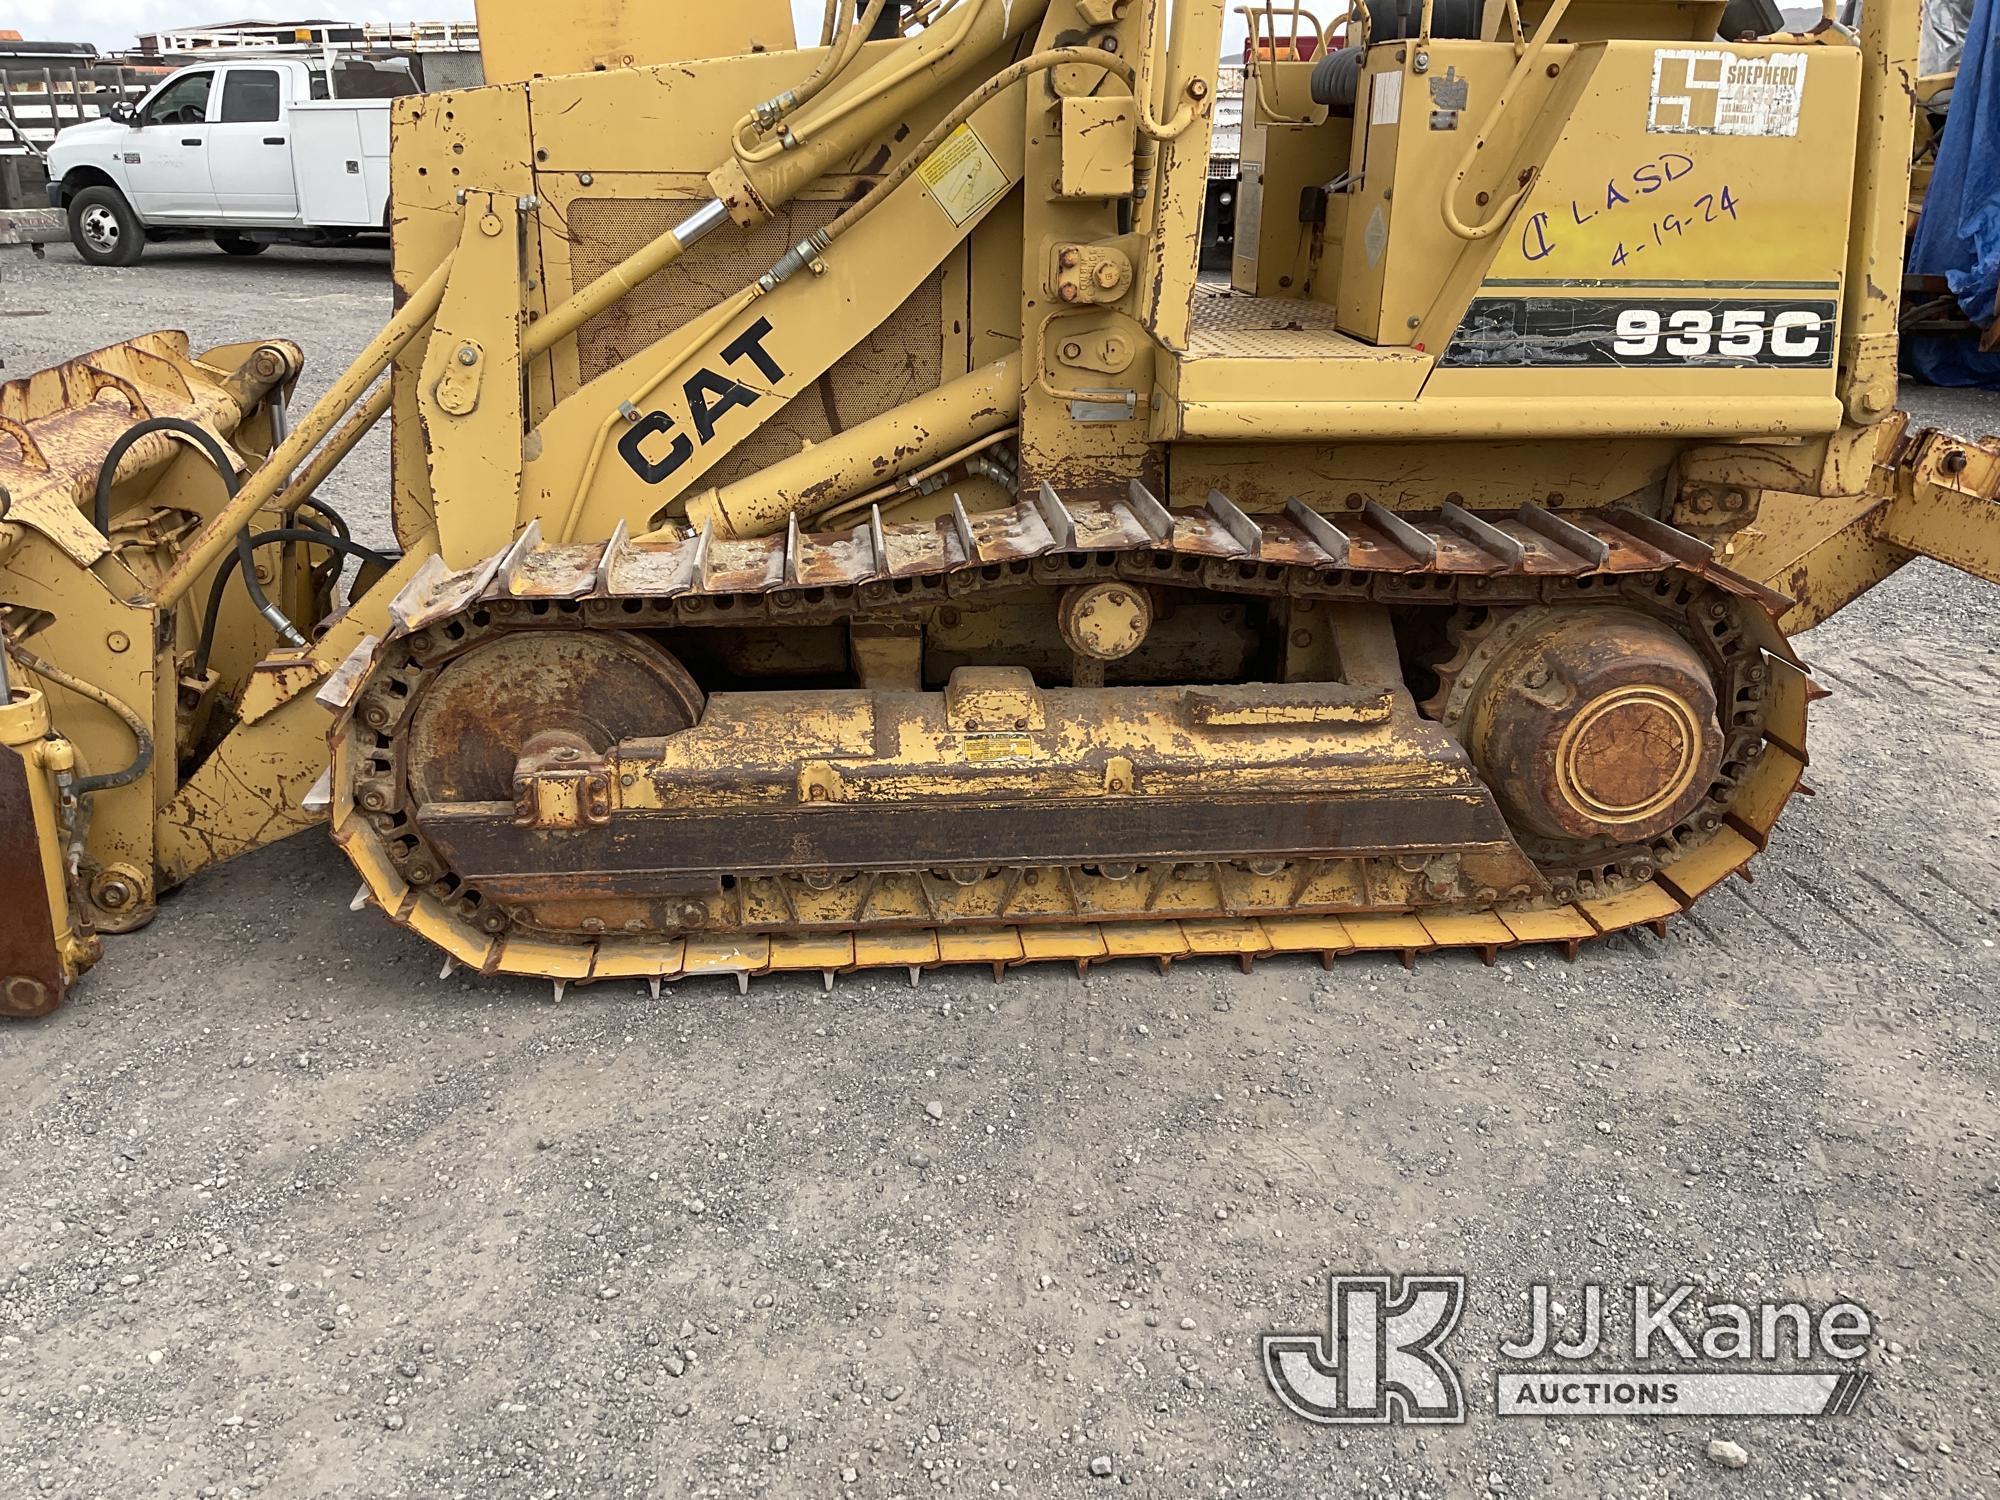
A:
[1264,1274,1467,1425]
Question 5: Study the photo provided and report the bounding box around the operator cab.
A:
[1183,0,1853,422]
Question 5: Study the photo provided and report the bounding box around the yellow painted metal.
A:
[767,932,859,972]
[1018,924,1110,964]
[1099,922,1194,962]
[1169,394,1846,443]
[1839,0,1920,425]
[1260,916,1354,959]
[155,256,455,611]
[0,334,313,940]
[594,936,686,981]
[498,933,598,981]
[1477,47,1860,291]
[1495,905,1595,946]
[19,0,2000,1003]
[683,356,1022,538]
[0,686,96,1001]
[1419,911,1515,951]
[1655,826,1759,905]
[157,541,435,882]
[500,83,1031,559]
[1877,434,2000,584]
[1341,914,1434,956]
[938,927,1029,966]
[1577,880,1681,933]
[706,0,1044,226]
[1059,96,1140,198]
[473,0,796,83]
[420,196,529,566]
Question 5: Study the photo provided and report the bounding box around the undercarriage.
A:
[324,488,1809,987]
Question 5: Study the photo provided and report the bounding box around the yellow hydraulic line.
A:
[154,253,456,611]
[225,198,734,533]
[737,0,991,166]
[525,201,733,360]
[733,0,895,167]
[687,355,1023,536]
[555,286,766,542]
[777,49,1136,268]
[1135,0,1201,139]
[561,50,1126,540]
[272,379,393,517]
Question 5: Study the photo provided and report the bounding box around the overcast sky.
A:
[8,2,1264,54]
[10,1,841,51]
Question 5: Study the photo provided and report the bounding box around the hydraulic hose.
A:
[92,417,233,537]
[191,527,392,682]
[735,0,953,167]
[154,251,455,612]
[734,0,894,163]
[285,495,352,541]
[2,642,154,799]
[92,415,305,650]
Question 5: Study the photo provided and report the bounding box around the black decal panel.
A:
[1441,297,1837,368]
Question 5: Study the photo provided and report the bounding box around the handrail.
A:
[1135,0,1203,139]
[1439,0,1572,241]
[1325,1,1370,49]
[1236,3,1321,125]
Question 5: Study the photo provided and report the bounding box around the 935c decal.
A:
[1441,297,1836,369]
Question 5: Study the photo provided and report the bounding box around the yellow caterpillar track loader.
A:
[5,0,1999,1014]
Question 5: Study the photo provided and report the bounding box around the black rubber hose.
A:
[92,416,301,650]
[191,527,393,681]
[287,495,352,542]
[2,641,155,798]
[92,417,235,536]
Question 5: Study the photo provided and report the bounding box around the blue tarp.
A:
[1907,0,2000,384]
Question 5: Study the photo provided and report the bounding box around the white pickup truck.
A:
[45,56,408,266]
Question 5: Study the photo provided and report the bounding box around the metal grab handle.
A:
[1325,0,1370,49]
[1439,0,1572,241]
[1237,4,1321,126]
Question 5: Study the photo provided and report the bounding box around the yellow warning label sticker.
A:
[962,733,1036,763]
[916,123,1009,227]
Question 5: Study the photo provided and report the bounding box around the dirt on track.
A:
[0,243,1996,1500]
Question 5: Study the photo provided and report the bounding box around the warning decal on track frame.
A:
[917,123,1010,227]
[1648,49,1807,137]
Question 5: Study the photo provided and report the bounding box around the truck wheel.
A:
[67,186,143,267]
[214,233,268,257]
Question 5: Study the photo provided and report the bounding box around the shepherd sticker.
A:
[1648,49,1806,136]
[917,123,1009,227]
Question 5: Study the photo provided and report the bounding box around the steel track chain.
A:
[321,490,1812,987]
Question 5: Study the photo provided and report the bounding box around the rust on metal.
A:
[0,741,65,1019]
[398,630,702,805]
[1455,607,1725,847]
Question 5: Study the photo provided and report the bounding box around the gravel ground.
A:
[1,242,1996,1500]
